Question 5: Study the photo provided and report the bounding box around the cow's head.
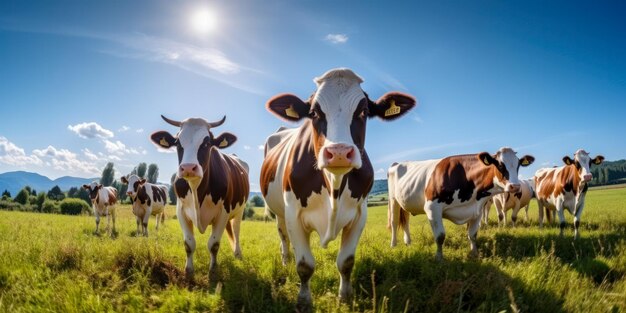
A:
[478,147,534,193]
[563,149,604,183]
[266,68,416,176]
[120,174,146,199]
[82,181,102,202]
[150,115,237,186]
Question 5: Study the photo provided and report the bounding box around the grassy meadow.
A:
[0,187,625,312]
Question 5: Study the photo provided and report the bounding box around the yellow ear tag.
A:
[521,159,529,166]
[384,99,401,117]
[285,105,299,119]
[483,157,490,165]
[159,138,168,147]
[219,139,229,147]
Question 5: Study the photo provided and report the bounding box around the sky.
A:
[0,0,625,191]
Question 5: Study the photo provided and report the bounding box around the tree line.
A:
[590,159,626,186]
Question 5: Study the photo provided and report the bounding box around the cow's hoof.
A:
[468,250,479,259]
[339,287,353,304]
[185,268,194,282]
[296,295,313,313]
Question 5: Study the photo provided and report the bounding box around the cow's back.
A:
[388,159,440,214]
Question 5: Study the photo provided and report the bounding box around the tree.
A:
[100,162,115,187]
[147,164,159,184]
[169,173,178,205]
[112,180,127,202]
[14,188,30,205]
[30,188,37,196]
[1,190,10,200]
[250,195,265,207]
[136,163,147,178]
[47,185,65,201]
[36,192,46,212]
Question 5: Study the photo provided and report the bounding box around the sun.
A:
[190,8,217,34]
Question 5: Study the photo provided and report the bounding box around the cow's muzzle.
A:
[321,144,357,173]
[583,174,593,182]
[179,163,202,179]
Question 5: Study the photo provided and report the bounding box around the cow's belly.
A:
[151,202,165,215]
[442,202,482,225]
[197,195,223,234]
[265,177,286,218]
[132,204,146,218]
[94,204,109,216]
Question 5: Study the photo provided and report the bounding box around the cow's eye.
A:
[359,110,366,118]
[310,110,318,118]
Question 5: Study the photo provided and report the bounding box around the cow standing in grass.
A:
[151,115,249,281]
[483,179,535,226]
[535,149,604,239]
[387,148,534,260]
[82,182,118,236]
[121,174,168,237]
[260,68,416,312]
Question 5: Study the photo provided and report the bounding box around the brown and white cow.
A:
[534,149,604,239]
[260,68,416,311]
[120,174,168,237]
[151,115,249,281]
[82,182,118,236]
[483,179,535,226]
[387,147,534,260]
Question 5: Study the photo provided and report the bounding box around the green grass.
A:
[0,188,625,312]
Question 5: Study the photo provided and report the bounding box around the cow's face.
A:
[267,68,416,176]
[120,174,146,199]
[82,182,102,202]
[563,149,604,183]
[151,116,237,186]
[478,147,534,193]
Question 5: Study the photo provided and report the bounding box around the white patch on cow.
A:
[177,118,212,181]
[495,147,521,190]
[574,149,592,180]
[313,68,365,170]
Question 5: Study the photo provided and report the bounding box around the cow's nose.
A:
[583,174,593,182]
[506,183,521,193]
[323,144,355,168]
[179,163,200,177]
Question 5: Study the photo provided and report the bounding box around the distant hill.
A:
[0,171,96,196]
[590,159,626,186]
[370,179,388,195]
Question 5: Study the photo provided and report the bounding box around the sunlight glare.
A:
[190,8,217,34]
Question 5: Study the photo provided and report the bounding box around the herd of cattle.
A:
[77,68,604,312]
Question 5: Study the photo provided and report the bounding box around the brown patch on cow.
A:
[536,170,556,200]
[107,188,117,205]
[151,185,167,205]
[196,147,249,213]
[424,154,497,204]
[537,165,585,201]
[136,185,150,205]
[260,138,289,197]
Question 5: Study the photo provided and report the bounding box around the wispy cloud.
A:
[136,128,144,133]
[325,33,348,44]
[118,126,130,132]
[375,139,494,164]
[513,131,584,151]
[243,145,251,150]
[103,139,142,156]
[68,122,114,139]
[0,137,43,166]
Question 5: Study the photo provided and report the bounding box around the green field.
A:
[0,187,625,312]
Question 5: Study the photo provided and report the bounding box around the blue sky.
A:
[1,1,625,191]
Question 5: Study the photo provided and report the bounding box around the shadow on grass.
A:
[353,254,565,313]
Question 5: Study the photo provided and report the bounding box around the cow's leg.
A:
[155,212,160,231]
[495,201,506,227]
[425,201,445,261]
[110,207,117,237]
[105,207,111,234]
[524,203,530,223]
[135,215,141,236]
[388,199,401,247]
[143,207,152,237]
[573,198,585,240]
[276,216,290,266]
[482,202,490,226]
[401,209,411,245]
[337,204,367,303]
[286,212,314,313]
[556,200,567,236]
[94,210,101,234]
[229,211,243,259]
[207,214,229,281]
[538,201,545,228]
[511,202,521,227]
[176,202,196,280]
[467,213,481,258]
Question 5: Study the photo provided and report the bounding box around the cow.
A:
[260,68,416,312]
[387,147,534,260]
[82,182,118,236]
[483,179,535,226]
[534,149,604,239]
[150,115,249,281]
[120,174,169,237]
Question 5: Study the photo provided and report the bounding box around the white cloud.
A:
[103,139,141,156]
[68,122,114,139]
[257,145,264,150]
[33,145,100,176]
[243,145,251,150]
[0,137,43,166]
[325,33,348,44]
[136,128,144,133]
[82,148,99,161]
[118,126,130,132]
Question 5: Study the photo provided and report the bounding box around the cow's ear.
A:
[139,179,146,184]
[563,156,574,165]
[369,92,416,120]
[211,132,237,149]
[266,94,310,122]
[592,155,605,165]
[82,184,89,190]
[151,131,176,149]
[519,155,535,167]
[120,176,128,184]
[478,152,498,167]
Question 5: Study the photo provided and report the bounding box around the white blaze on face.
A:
[496,147,521,190]
[313,69,364,170]
[574,149,593,181]
[177,118,211,179]
[125,174,141,197]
